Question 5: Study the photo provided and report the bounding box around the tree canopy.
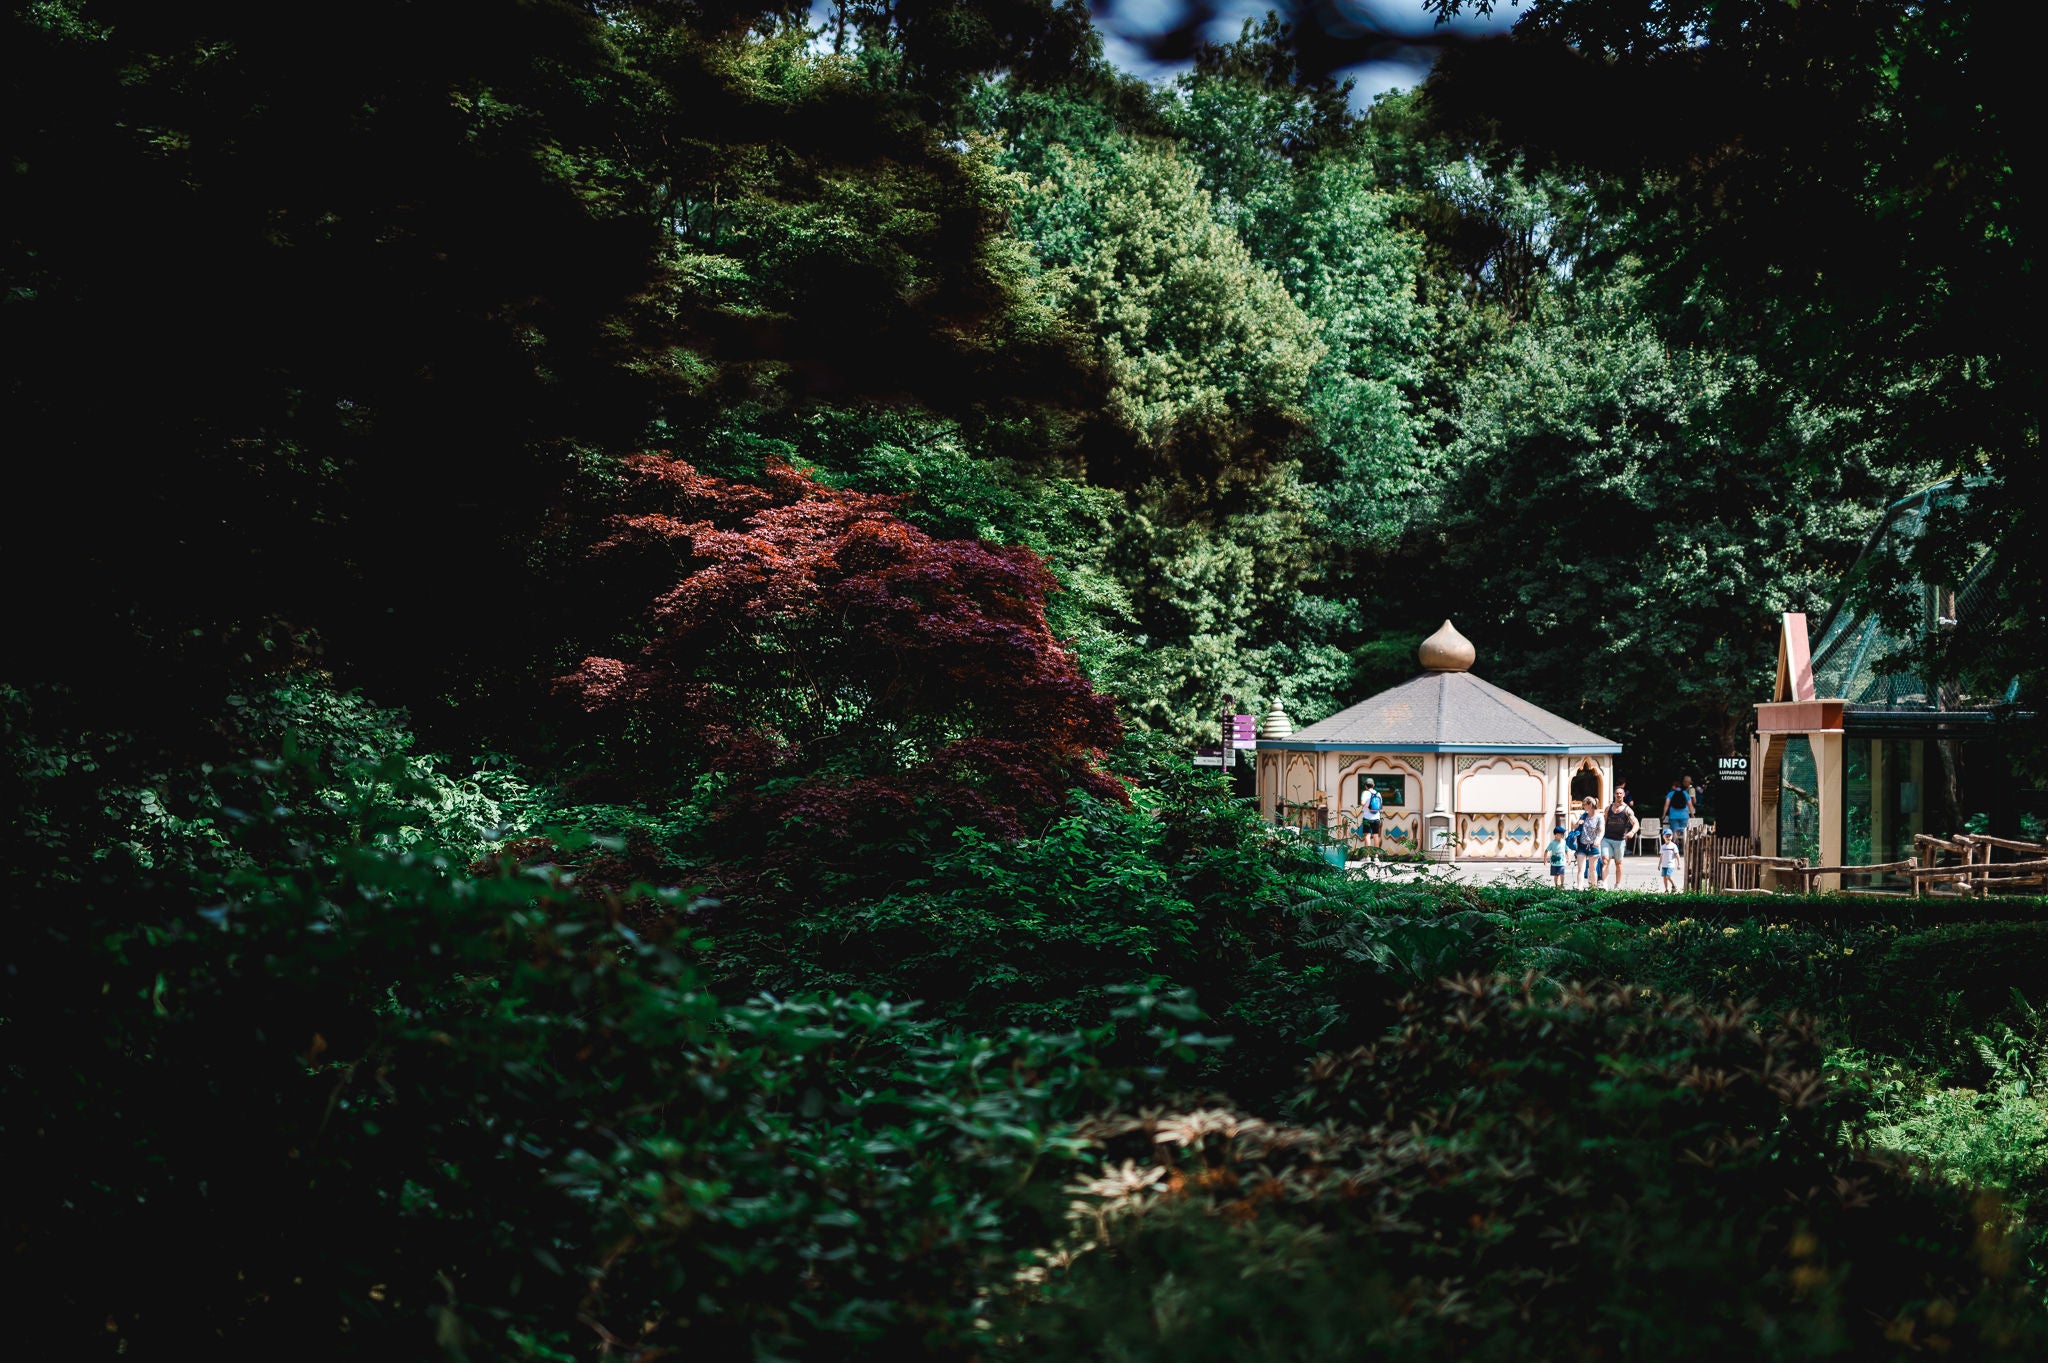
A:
[5,2,2045,1357]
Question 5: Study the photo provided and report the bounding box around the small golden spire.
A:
[1418,620,1476,672]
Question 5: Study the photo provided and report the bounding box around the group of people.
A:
[1544,777,1702,893]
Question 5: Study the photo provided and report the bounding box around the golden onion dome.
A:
[1418,619,1476,672]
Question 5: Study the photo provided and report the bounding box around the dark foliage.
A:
[0,721,1130,1360]
[1,0,1109,733]
[1018,975,2045,1360]
[7,2,2048,1357]
[1419,0,2040,753]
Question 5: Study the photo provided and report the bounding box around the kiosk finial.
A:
[1419,620,1476,672]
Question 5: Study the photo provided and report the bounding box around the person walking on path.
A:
[1359,778,1384,851]
[1663,776,1697,835]
[1546,825,1569,888]
[1602,792,1640,889]
[1575,797,1604,889]
[1658,828,1682,892]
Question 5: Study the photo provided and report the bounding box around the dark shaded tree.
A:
[1,1,1109,736]
[1419,0,2038,742]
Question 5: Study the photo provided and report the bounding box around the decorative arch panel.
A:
[1455,757,1545,814]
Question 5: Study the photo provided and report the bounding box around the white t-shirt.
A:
[1659,840,1681,871]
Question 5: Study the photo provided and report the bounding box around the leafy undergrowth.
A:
[1832,999,2048,1303]
[10,681,2048,1358]
[1012,977,2045,1361]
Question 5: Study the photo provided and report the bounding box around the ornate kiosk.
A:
[1255,622,1623,860]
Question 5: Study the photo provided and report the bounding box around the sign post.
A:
[1197,698,1259,783]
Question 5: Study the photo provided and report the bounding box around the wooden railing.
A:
[1709,852,1799,893]
[1912,834,2048,897]
[1676,831,2048,897]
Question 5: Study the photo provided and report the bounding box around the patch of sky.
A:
[1095,1,1520,108]
[1435,153,1579,282]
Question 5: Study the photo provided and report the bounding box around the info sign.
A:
[1715,754,1752,836]
[1231,714,1257,749]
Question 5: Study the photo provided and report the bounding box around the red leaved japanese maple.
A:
[563,454,1124,837]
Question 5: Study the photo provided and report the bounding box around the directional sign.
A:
[1231,714,1257,749]
[1193,748,1226,767]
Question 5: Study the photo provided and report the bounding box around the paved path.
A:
[1347,853,1679,894]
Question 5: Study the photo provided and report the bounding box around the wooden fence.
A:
[1680,829,2048,897]
[1682,830,1764,893]
[1910,833,2048,897]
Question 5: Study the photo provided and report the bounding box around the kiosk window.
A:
[1359,774,1406,807]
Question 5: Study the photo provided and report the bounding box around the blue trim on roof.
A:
[1256,741,1622,755]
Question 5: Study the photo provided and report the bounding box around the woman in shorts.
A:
[1575,797,1603,889]
[1602,792,1639,889]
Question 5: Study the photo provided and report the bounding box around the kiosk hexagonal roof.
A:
[1256,622,1620,754]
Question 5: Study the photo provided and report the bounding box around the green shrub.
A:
[3,717,1130,1360]
[1010,976,2045,1361]
[1518,913,1895,1021]
[703,760,1348,1039]
[1841,998,2048,1233]
[1863,923,2048,1059]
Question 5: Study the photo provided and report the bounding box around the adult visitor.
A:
[1602,791,1640,889]
[1359,777,1384,850]
[1663,776,1698,834]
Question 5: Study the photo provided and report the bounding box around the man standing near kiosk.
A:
[1603,790,1640,889]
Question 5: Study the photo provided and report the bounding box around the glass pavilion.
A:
[1753,483,2030,889]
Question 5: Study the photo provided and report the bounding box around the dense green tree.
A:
[1427,270,1909,780]
[1161,37,1433,548]
[1,0,1106,729]
[1001,119,1352,734]
[1422,0,2039,757]
[1014,133,1322,474]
